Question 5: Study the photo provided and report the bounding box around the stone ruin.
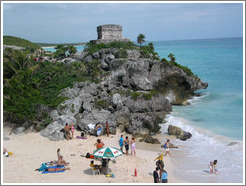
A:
[90,24,130,44]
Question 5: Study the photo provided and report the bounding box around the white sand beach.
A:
[2,126,184,184]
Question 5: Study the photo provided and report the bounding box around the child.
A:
[70,124,75,139]
[213,160,218,174]
[131,137,136,156]
[209,161,213,173]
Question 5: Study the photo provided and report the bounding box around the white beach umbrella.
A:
[93,147,122,159]
[93,147,122,174]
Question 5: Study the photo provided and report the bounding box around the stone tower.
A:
[91,24,130,44]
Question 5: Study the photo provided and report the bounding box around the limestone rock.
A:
[168,124,192,141]
[13,127,25,135]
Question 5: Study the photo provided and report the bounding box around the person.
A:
[131,137,136,156]
[94,139,105,150]
[35,163,70,172]
[164,139,171,157]
[70,123,75,139]
[156,159,164,170]
[153,167,160,183]
[213,160,218,174]
[90,160,101,171]
[3,147,7,154]
[123,136,129,155]
[161,170,168,183]
[118,135,124,154]
[106,121,109,137]
[209,161,213,174]
[95,123,102,137]
[85,153,95,159]
[57,155,69,166]
[57,149,61,159]
[64,123,71,140]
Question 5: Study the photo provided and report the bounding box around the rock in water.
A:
[168,124,192,141]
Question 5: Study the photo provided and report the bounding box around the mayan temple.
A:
[90,24,130,44]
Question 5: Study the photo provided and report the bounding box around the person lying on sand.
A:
[35,164,70,172]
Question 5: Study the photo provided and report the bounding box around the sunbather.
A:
[35,163,70,172]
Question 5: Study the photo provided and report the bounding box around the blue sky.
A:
[2,2,244,43]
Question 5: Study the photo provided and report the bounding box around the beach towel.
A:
[41,165,65,174]
[76,136,87,139]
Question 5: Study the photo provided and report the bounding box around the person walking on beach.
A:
[70,123,75,139]
[164,139,172,157]
[213,160,218,174]
[161,170,168,183]
[106,121,109,137]
[118,135,124,154]
[123,136,130,155]
[131,137,136,156]
[153,167,160,183]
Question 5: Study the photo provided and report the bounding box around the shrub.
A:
[84,41,137,55]
[143,93,152,100]
[94,99,110,109]
[115,49,128,58]
[131,92,141,100]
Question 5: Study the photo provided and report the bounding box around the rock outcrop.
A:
[40,47,207,140]
[167,124,192,141]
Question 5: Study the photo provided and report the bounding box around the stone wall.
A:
[97,25,123,40]
[91,24,130,44]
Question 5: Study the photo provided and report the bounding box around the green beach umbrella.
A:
[93,147,122,159]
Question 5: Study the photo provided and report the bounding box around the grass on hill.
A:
[3,36,41,50]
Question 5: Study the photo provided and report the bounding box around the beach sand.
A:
[2,127,184,184]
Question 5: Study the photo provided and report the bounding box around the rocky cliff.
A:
[40,48,208,140]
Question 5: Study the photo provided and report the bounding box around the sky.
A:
[2,2,244,43]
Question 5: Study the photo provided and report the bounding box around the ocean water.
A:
[154,38,244,183]
[42,45,85,53]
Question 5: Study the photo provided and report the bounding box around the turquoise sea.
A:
[155,38,244,183]
[43,38,244,183]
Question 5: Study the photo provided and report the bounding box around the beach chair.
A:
[91,167,100,175]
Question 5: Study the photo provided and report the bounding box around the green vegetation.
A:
[53,45,77,58]
[3,36,41,50]
[139,42,159,60]
[161,53,195,77]
[115,49,128,58]
[131,92,141,100]
[84,41,138,55]
[94,99,110,109]
[3,50,101,125]
[137,33,146,45]
[143,93,152,100]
